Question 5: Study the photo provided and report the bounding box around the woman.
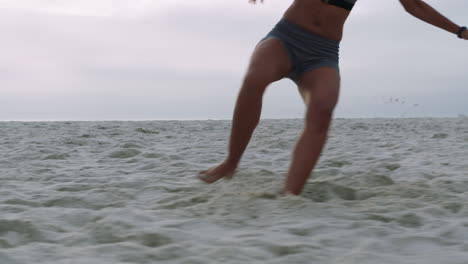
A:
[198,0,467,195]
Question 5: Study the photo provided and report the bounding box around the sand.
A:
[1,118,468,264]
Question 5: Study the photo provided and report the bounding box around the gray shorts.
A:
[258,19,340,83]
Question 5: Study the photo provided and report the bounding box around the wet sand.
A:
[1,118,468,264]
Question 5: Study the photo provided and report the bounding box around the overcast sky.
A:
[0,0,466,121]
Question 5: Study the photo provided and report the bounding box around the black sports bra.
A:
[322,0,356,11]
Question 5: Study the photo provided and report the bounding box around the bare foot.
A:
[279,188,299,196]
[198,161,237,183]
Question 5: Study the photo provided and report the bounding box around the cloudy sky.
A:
[0,0,466,121]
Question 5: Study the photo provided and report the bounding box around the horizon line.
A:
[1,115,466,122]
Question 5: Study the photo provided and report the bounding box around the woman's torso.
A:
[282,0,353,41]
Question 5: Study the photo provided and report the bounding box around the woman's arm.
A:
[399,0,467,39]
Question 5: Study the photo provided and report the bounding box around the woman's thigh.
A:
[296,67,341,126]
[243,37,292,87]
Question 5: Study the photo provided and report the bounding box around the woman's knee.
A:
[304,101,336,132]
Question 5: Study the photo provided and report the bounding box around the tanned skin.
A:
[199,0,467,195]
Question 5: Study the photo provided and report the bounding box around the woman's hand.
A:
[462,29,468,40]
[249,0,264,4]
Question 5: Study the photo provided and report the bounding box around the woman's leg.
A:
[283,67,340,195]
[198,37,292,183]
